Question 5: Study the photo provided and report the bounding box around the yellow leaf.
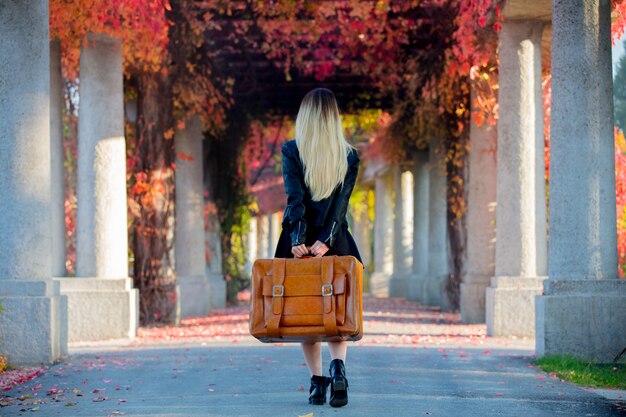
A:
[298,414,314,417]
[163,128,175,140]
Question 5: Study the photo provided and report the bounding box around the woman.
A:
[274,88,362,408]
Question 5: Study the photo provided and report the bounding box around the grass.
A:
[535,355,626,390]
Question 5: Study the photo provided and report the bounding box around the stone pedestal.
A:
[175,117,210,317]
[0,0,67,365]
[50,39,66,277]
[536,0,626,361]
[389,167,414,297]
[409,152,430,302]
[56,278,137,340]
[537,281,626,362]
[370,171,394,296]
[461,86,497,323]
[0,281,67,365]
[486,277,544,336]
[69,32,137,341]
[422,137,450,307]
[487,20,547,336]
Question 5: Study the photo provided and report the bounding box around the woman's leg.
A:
[327,341,349,407]
[301,342,323,376]
[327,341,347,361]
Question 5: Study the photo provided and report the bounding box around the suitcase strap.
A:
[267,258,286,338]
[321,256,339,337]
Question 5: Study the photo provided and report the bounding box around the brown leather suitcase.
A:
[249,255,364,342]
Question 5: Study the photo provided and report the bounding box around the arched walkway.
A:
[0,2,625,415]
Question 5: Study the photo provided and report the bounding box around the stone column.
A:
[370,170,394,296]
[175,117,211,317]
[536,0,626,361]
[350,191,372,269]
[58,32,138,342]
[50,39,66,277]
[389,167,414,297]
[205,206,225,309]
[269,212,282,256]
[409,152,430,302]
[0,0,67,365]
[421,137,450,307]
[257,214,270,259]
[245,216,259,276]
[461,86,498,323]
[486,21,547,337]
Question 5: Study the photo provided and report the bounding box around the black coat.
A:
[274,139,362,263]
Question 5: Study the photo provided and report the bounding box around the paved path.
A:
[1,298,624,417]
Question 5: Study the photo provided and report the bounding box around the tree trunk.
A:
[132,72,177,325]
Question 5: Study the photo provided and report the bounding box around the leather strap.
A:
[321,256,339,336]
[267,258,286,338]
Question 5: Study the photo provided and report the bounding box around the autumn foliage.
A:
[48,0,626,322]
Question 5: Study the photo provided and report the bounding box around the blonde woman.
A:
[274,88,362,407]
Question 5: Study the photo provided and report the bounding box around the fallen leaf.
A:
[65,402,77,406]
[298,413,314,417]
[92,396,108,402]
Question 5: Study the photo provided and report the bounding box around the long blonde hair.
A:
[295,88,353,201]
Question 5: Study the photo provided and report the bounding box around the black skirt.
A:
[274,224,362,264]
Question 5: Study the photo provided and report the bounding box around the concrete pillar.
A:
[58,32,138,342]
[349,191,372,269]
[0,0,67,365]
[50,39,66,277]
[536,0,626,361]
[422,137,450,307]
[205,206,225,309]
[257,214,270,259]
[486,20,547,336]
[389,167,414,297]
[175,117,211,317]
[370,170,394,296]
[409,152,430,302]
[461,86,498,323]
[269,212,282,256]
[245,216,259,276]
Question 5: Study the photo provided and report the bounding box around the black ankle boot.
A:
[329,359,348,407]
[308,375,330,405]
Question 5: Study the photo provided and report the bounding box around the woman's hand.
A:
[291,244,309,258]
[310,240,329,257]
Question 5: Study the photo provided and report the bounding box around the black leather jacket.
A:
[281,139,360,248]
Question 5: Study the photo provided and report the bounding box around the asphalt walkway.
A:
[0,298,623,417]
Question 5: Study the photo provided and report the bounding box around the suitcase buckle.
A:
[321,284,333,297]
[272,285,284,297]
